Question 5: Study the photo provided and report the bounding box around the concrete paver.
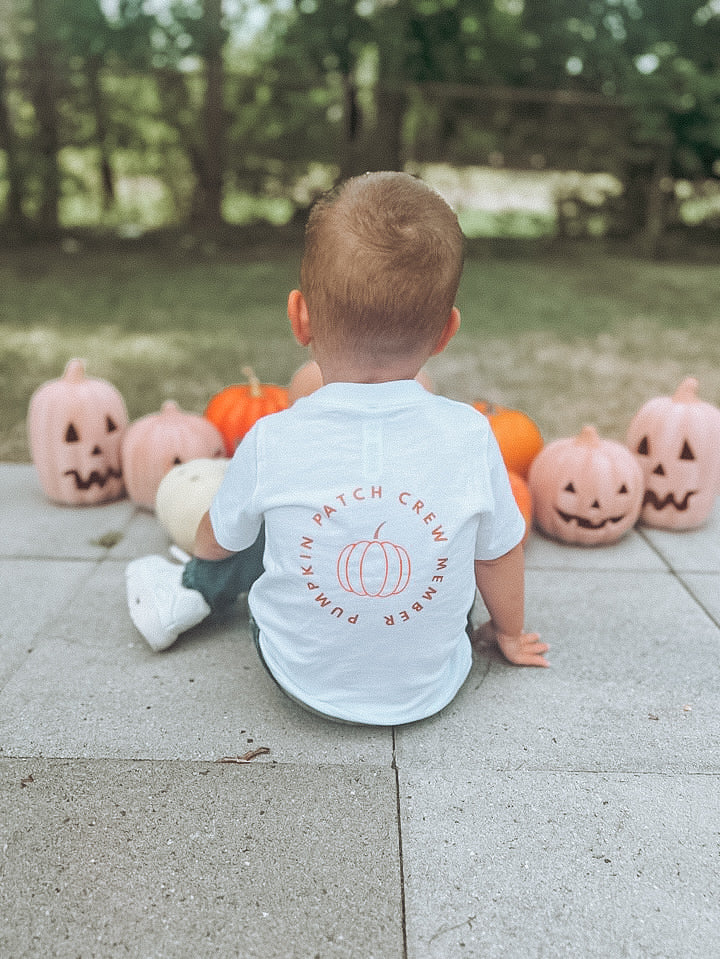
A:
[0,559,392,765]
[524,527,667,572]
[639,504,720,573]
[400,770,719,959]
[0,559,96,688]
[0,464,138,560]
[1,463,719,958]
[399,567,720,773]
[0,759,403,959]
[680,572,720,624]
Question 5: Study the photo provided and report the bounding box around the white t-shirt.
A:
[210,379,525,725]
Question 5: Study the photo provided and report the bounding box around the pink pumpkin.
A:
[626,377,720,530]
[528,424,644,545]
[121,401,225,509]
[27,358,128,505]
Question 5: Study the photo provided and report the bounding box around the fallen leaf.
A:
[215,747,270,764]
[91,531,124,549]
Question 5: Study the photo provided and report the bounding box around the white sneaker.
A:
[126,555,211,652]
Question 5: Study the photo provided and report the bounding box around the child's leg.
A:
[126,528,265,652]
[182,526,265,610]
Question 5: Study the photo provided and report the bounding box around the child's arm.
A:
[193,510,237,561]
[473,543,549,668]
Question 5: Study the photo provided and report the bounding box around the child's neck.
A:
[317,354,426,386]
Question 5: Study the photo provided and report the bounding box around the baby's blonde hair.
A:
[300,172,464,361]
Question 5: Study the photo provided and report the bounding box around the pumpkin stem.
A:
[241,366,262,398]
[672,377,699,404]
[63,358,87,383]
[577,424,601,447]
[373,522,386,540]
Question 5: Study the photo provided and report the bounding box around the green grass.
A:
[3,236,720,461]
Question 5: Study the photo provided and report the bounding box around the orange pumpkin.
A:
[473,400,543,479]
[27,358,128,505]
[508,470,533,545]
[121,401,225,509]
[528,424,644,546]
[205,367,289,455]
[626,377,720,530]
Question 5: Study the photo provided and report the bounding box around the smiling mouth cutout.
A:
[555,509,626,530]
[64,467,123,491]
[642,489,696,512]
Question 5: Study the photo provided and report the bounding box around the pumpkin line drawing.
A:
[336,522,412,598]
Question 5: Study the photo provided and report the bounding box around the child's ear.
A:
[431,307,461,356]
[288,289,312,346]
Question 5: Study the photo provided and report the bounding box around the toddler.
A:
[126,171,548,725]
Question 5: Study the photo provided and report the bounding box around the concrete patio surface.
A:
[0,461,718,958]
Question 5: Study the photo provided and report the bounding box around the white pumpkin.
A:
[155,457,229,553]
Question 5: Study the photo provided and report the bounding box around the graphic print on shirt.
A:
[298,485,450,628]
[336,522,411,598]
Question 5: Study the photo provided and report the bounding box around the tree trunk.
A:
[191,0,225,229]
[638,149,672,257]
[30,0,61,237]
[0,56,28,233]
[337,72,365,180]
[372,84,406,172]
[87,56,115,210]
[373,15,408,172]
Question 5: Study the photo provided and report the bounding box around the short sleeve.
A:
[209,426,264,552]
[474,428,526,561]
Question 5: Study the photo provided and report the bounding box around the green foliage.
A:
[1,0,719,239]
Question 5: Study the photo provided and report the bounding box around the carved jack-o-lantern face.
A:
[528,425,644,545]
[626,378,720,530]
[62,414,123,492]
[27,359,128,505]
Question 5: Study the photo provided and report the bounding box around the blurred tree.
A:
[267,0,372,179]
[160,0,230,227]
[27,0,63,235]
[518,0,720,249]
[55,0,119,209]
[0,54,27,232]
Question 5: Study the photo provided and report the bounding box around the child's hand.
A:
[472,620,549,668]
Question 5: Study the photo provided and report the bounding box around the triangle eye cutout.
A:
[637,436,649,455]
[106,416,118,433]
[65,423,80,443]
[680,440,695,461]
[618,484,628,494]
[564,482,576,493]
